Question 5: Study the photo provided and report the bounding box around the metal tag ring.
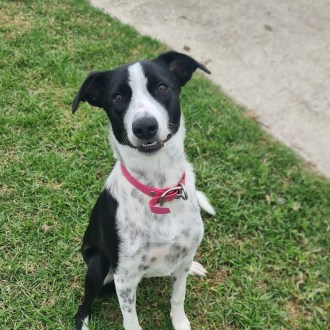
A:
[178,183,188,200]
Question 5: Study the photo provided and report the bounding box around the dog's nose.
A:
[132,117,159,140]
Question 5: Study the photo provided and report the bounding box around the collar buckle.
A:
[159,183,188,206]
[120,163,187,214]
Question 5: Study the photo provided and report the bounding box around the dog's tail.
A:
[196,190,215,215]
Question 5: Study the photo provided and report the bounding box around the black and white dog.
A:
[72,51,215,330]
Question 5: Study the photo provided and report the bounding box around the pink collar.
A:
[120,163,188,214]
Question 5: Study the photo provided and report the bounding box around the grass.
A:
[0,0,329,329]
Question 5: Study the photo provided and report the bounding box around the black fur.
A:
[72,51,210,330]
[75,189,119,327]
[72,51,210,145]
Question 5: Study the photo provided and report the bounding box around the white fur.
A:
[102,62,213,330]
[124,63,170,146]
[81,317,89,330]
[103,271,114,285]
[189,261,208,277]
[196,190,215,215]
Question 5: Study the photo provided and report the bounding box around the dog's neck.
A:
[109,120,187,189]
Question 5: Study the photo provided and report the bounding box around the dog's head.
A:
[72,51,210,154]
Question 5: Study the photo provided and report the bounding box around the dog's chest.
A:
[118,211,203,277]
[111,169,203,277]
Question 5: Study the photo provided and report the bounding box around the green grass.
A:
[1,0,329,329]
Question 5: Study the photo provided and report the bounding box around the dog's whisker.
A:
[119,131,132,146]
[168,123,179,134]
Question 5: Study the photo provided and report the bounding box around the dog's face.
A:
[72,51,210,154]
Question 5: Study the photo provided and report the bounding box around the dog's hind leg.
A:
[75,253,110,330]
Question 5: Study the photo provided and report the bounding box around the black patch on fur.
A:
[165,254,179,263]
[182,230,190,238]
[72,51,210,329]
[128,296,135,304]
[72,52,210,150]
[100,281,116,297]
[141,61,181,136]
[120,288,132,299]
[81,189,120,270]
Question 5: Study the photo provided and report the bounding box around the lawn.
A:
[0,0,329,329]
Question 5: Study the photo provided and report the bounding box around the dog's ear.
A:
[72,71,108,113]
[156,51,210,86]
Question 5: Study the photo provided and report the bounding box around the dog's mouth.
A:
[136,134,172,153]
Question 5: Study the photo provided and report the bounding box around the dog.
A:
[72,51,215,330]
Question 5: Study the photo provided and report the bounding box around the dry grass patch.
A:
[0,4,34,38]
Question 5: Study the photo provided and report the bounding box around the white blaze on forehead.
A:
[128,62,148,98]
[125,62,170,142]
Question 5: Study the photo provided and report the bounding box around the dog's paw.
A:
[81,316,89,330]
[123,322,142,330]
[171,312,191,330]
[74,310,89,330]
[189,261,207,277]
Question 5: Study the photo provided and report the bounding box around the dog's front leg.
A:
[114,272,142,330]
[170,264,192,330]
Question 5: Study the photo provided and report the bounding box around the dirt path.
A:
[91,0,330,177]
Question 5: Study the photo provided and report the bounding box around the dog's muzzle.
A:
[131,116,173,153]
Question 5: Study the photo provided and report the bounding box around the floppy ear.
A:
[156,51,211,86]
[72,71,108,113]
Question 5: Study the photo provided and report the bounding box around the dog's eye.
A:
[113,94,123,104]
[157,83,168,94]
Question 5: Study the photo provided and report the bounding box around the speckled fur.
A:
[104,64,203,330]
[73,53,213,330]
